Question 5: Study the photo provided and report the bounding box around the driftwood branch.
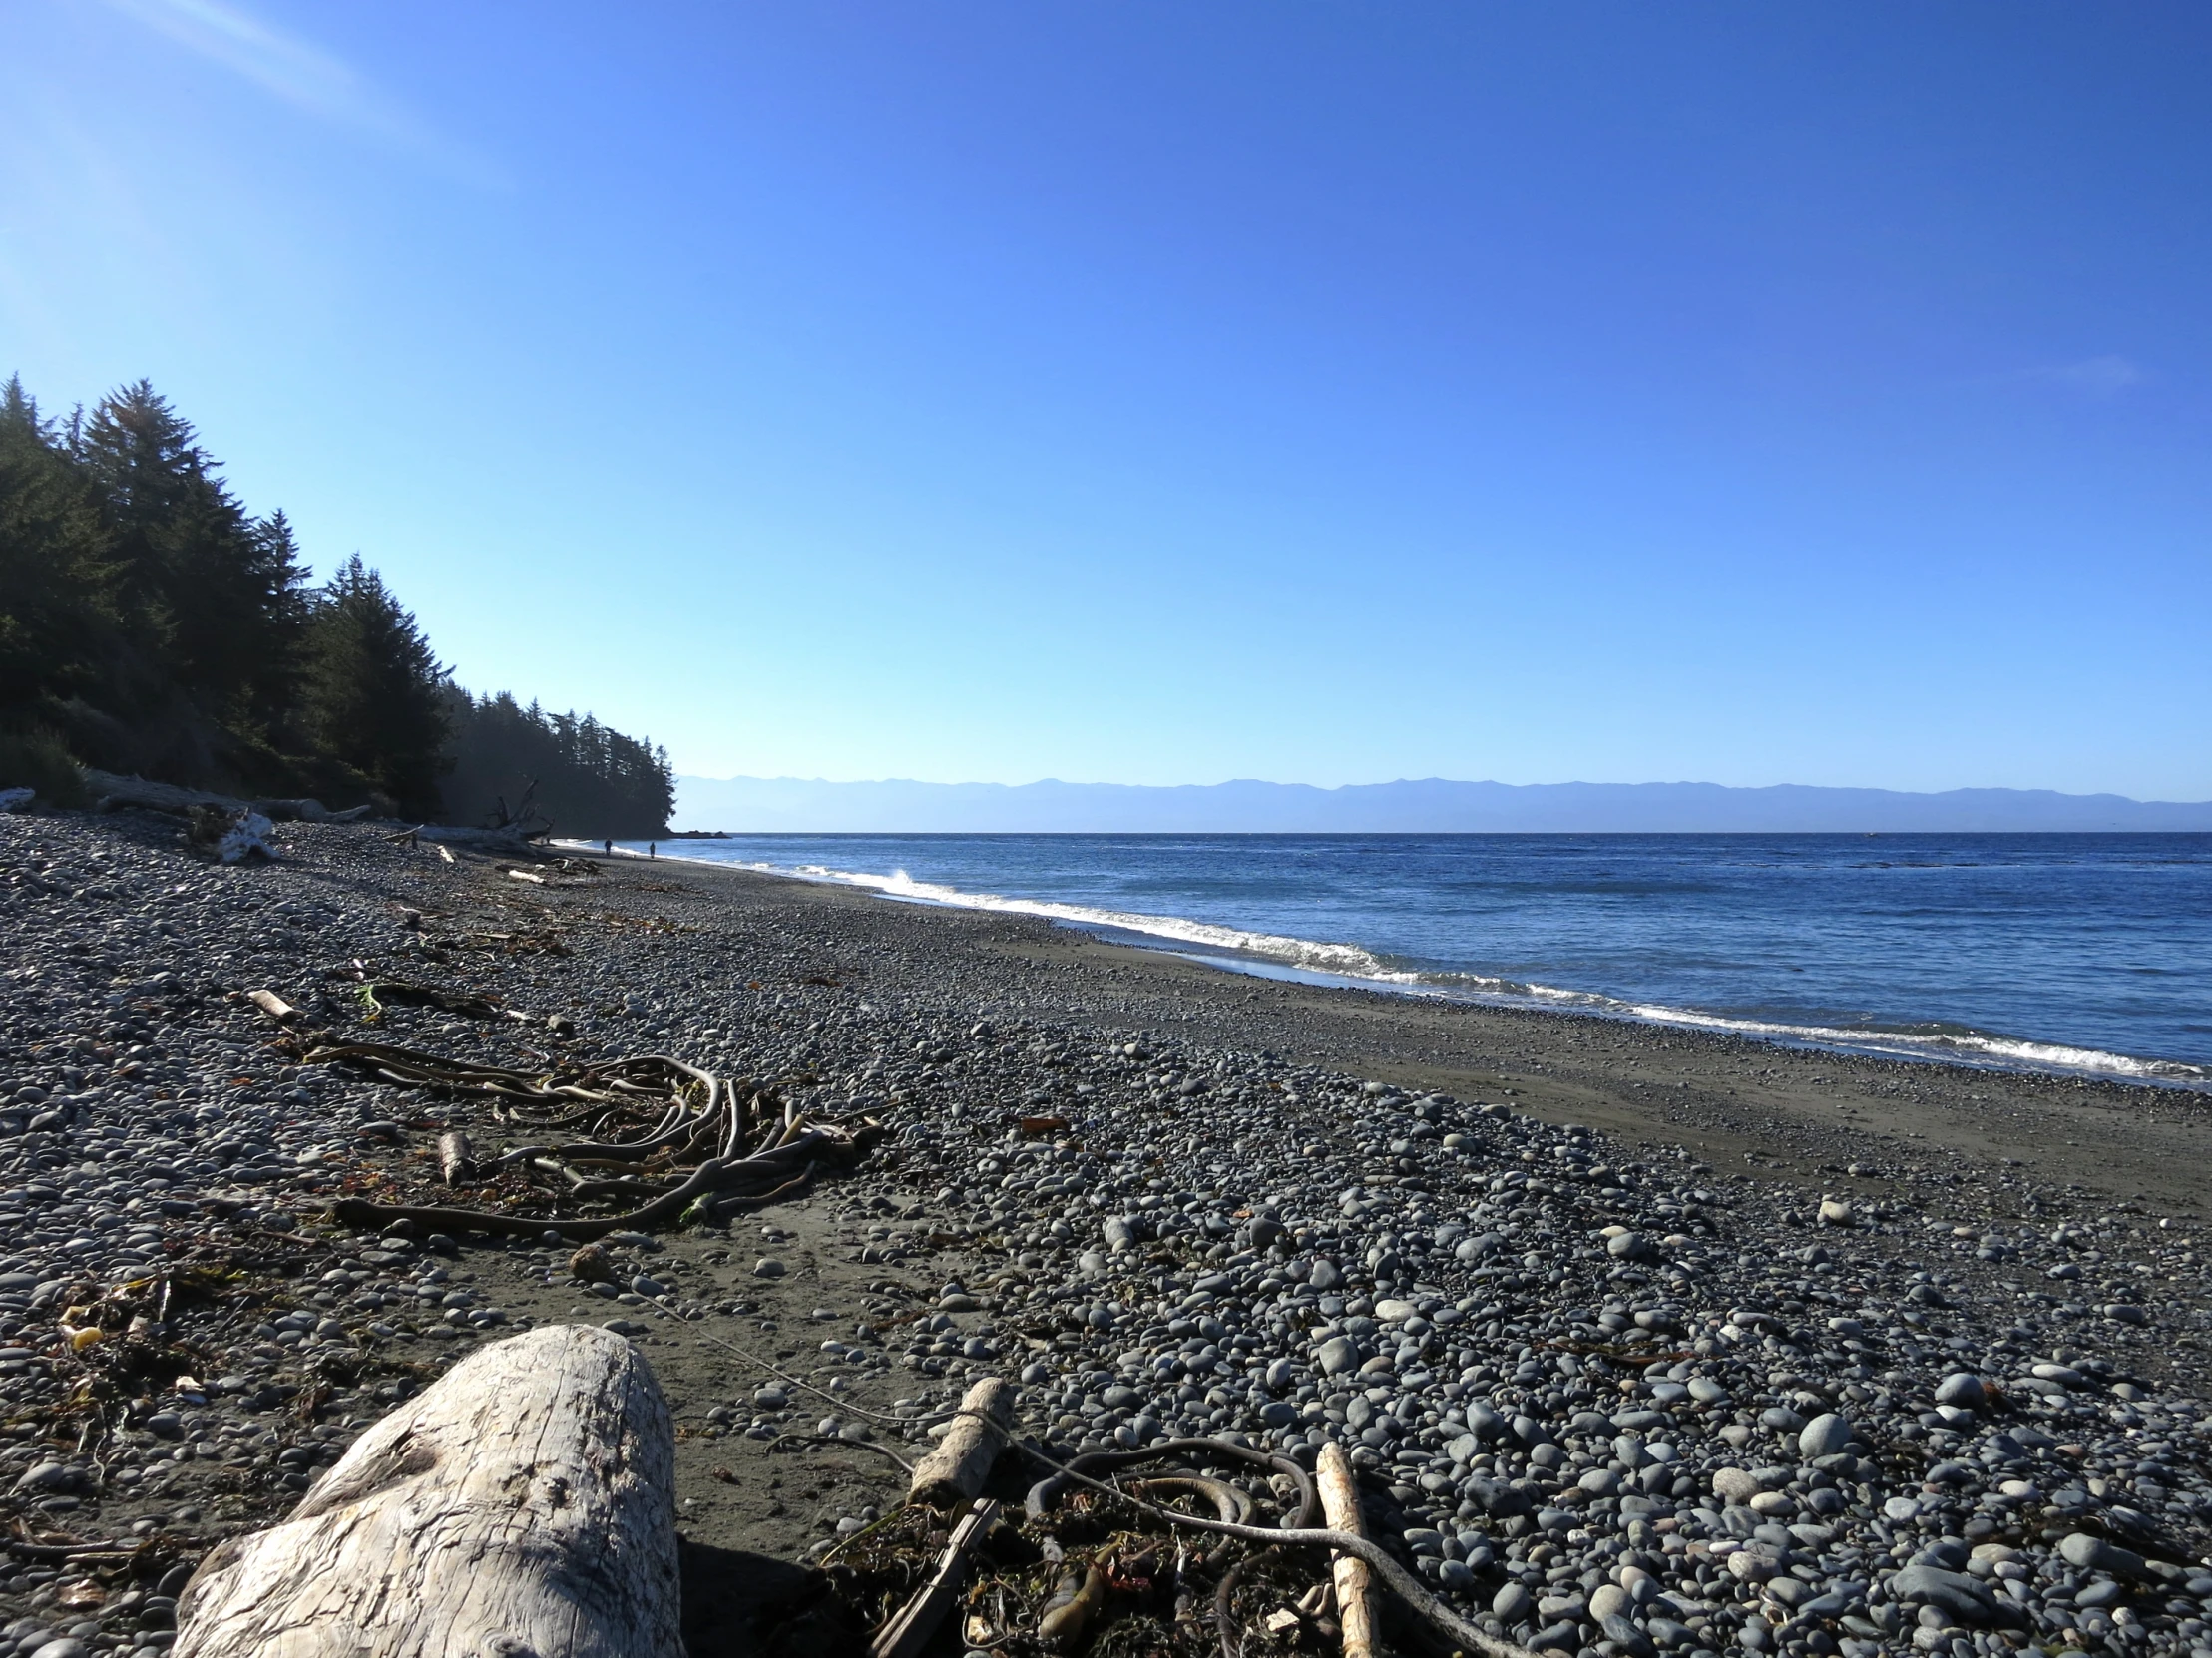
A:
[1315,1443,1377,1658]
[870,1498,1000,1658]
[172,1323,680,1658]
[906,1376,1013,1509]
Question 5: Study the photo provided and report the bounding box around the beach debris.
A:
[172,1325,681,1658]
[1036,1558,1106,1647]
[214,808,276,863]
[277,1024,880,1237]
[246,987,303,1024]
[81,766,368,822]
[868,1497,1001,1658]
[906,1375,1014,1508]
[1314,1443,1377,1658]
[355,979,531,1023]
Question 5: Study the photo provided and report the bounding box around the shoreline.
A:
[4,811,2209,1656]
[590,837,2212,1096]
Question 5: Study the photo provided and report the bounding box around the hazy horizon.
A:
[671,773,2212,834]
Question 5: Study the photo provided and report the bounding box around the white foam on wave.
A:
[721,857,1422,982]
[575,841,2208,1089]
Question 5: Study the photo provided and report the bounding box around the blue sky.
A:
[4,2,2208,798]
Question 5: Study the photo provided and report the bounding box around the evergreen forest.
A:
[0,376,673,836]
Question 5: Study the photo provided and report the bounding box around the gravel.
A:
[1,807,2208,1658]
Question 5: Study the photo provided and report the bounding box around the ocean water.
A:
[605,833,2212,1087]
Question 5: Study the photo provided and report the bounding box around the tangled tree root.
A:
[250,1001,880,1237]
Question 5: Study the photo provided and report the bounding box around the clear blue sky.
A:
[5,2,2208,798]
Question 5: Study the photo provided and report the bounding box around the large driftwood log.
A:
[1315,1442,1378,1658]
[173,1323,680,1658]
[907,1375,1014,1508]
[82,769,372,823]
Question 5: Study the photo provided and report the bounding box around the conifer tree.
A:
[74,382,306,737]
[303,555,450,815]
[3,371,670,822]
[0,377,115,717]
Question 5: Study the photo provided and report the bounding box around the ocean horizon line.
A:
[672,774,2212,834]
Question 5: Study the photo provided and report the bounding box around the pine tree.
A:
[441,688,674,836]
[74,382,306,740]
[6,372,668,820]
[0,377,115,717]
[303,555,450,815]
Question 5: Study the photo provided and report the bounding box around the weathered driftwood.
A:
[415,823,543,849]
[870,1498,1000,1658]
[247,989,301,1025]
[1009,1441,1537,1658]
[1315,1443,1377,1658]
[82,769,372,823]
[438,1130,475,1185]
[908,1376,1014,1508]
[173,1323,680,1658]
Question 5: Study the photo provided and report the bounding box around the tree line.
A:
[0,376,673,836]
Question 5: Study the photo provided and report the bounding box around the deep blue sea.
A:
[600,834,2212,1086]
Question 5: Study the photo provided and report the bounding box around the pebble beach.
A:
[0,807,2208,1658]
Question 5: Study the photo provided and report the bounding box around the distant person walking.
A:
[649,841,657,860]
[603,839,612,857]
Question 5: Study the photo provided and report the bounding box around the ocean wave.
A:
[570,841,2207,1089]
[723,857,1424,982]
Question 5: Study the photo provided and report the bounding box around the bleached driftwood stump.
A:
[906,1375,1012,1508]
[173,1323,681,1658]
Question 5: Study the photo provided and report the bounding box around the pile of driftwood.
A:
[320,1040,876,1240]
[171,1333,1535,1658]
[246,987,878,1240]
[830,1379,1524,1658]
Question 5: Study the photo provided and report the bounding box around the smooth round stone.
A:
[1316,1336,1358,1376]
[1934,1373,1986,1410]
[1493,1581,1533,1622]
[1712,1467,1762,1504]
[1797,1413,1852,1460]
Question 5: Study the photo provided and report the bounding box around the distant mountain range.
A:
[672,776,2212,833]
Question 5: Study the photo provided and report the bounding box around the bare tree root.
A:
[268,1010,877,1238]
